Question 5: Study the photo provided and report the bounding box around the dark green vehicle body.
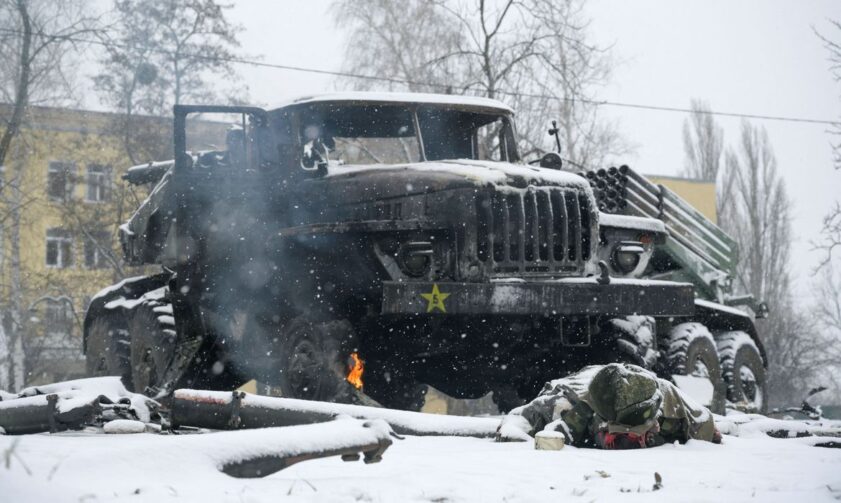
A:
[83,93,765,411]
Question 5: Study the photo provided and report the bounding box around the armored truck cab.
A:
[85,93,766,413]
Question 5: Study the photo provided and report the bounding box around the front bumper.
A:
[381,279,695,317]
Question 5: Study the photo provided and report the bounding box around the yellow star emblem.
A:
[420,283,450,313]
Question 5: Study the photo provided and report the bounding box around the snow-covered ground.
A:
[1,426,840,502]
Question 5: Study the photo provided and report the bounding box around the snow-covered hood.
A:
[309,159,592,202]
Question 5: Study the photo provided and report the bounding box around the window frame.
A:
[45,228,74,269]
[47,161,77,202]
[85,164,110,203]
[83,231,110,269]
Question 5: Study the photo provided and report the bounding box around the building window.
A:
[43,298,74,337]
[85,164,111,202]
[47,161,76,201]
[46,228,73,268]
[84,231,110,269]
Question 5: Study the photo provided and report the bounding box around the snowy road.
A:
[1,429,840,502]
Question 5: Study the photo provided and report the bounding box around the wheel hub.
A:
[739,366,759,403]
[691,358,711,379]
[287,339,324,400]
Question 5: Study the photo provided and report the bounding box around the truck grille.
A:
[475,187,592,274]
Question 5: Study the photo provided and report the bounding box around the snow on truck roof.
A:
[270,92,514,114]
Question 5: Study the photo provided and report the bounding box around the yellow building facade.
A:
[0,105,175,385]
[647,174,718,224]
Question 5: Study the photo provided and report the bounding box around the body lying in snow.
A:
[497,363,721,449]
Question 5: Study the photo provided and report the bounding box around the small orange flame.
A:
[347,352,364,390]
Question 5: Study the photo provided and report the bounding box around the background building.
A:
[0,105,224,386]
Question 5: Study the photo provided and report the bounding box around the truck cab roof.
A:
[269,92,514,115]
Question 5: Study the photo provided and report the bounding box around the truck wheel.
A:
[368,378,428,411]
[717,331,766,413]
[493,386,525,414]
[86,311,132,387]
[601,316,658,369]
[660,322,726,414]
[276,317,358,403]
[129,301,177,395]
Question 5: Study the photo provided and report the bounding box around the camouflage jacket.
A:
[498,365,717,447]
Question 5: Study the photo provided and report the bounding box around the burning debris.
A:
[347,352,364,390]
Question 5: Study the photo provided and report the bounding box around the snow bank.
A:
[2,424,839,502]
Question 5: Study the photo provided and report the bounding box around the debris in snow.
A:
[172,389,500,438]
[653,472,663,490]
[714,412,841,440]
[0,377,159,434]
[534,430,565,450]
[104,419,147,434]
[218,418,394,478]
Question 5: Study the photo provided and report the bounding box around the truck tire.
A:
[660,322,726,414]
[600,316,658,369]
[129,300,177,395]
[492,386,525,414]
[717,331,766,413]
[276,317,359,403]
[366,377,428,412]
[85,311,132,387]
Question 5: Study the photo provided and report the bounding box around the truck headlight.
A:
[611,241,644,274]
[399,241,433,277]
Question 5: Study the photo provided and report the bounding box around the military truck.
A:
[83,92,767,413]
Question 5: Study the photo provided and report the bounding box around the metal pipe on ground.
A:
[171,389,501,438]
[214,419,394,478]
[0,394,98,434]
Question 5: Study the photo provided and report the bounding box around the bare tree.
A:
[94,0,245,164]
[681,99,730,222]
[0,0,97,391]
[810,19,841,404]
[724,122,790,305]
[814,266,841,399]
[333,0,627,167]
[682,99,724,182]
[814,19,840,170]
[0,0,97,167]
[814,21,841,269]
[721,120,828,405]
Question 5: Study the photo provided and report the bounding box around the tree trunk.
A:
[6,148,26,391]
[0,0,32,168]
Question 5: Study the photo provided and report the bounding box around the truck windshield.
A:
[295,103,515,165]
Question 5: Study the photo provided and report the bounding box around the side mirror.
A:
[539,152,563,170]
[301,138,329,171]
